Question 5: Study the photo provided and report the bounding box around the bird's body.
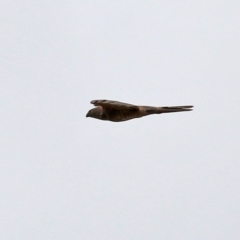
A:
[86,100,193,122]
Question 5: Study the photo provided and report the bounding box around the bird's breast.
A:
[105,109,140,122]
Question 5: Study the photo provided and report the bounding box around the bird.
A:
[86,99,193,122]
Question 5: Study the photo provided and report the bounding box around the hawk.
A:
[86,99,193,122]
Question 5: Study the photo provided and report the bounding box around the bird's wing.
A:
[90,99,138,110]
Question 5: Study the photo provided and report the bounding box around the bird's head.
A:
[86,107,103,120]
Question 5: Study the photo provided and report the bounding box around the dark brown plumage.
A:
[86,100,193,122]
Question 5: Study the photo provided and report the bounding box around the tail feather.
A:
[157,105,193,113]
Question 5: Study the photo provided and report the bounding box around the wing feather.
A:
[91,99,138,110]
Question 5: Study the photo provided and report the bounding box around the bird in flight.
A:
[86,99,193,122]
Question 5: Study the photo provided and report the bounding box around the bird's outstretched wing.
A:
[90,99,138,110]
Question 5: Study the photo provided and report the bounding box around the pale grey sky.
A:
[1,1,240,239]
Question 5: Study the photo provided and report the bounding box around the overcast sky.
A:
[1,1,240,239]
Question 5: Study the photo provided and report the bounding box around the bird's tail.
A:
[156,105,193,113]
[144,105,193,114]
